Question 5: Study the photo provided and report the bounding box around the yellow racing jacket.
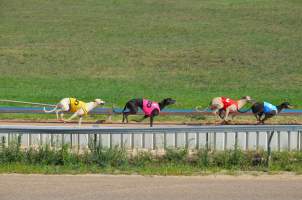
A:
[69,98,88,115]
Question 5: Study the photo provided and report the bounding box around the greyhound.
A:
[251,101,292,124]
[210,96,252,123]
[44,98,105,126]
[122,98,176,127]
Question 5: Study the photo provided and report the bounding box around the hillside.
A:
[1,0,302,109]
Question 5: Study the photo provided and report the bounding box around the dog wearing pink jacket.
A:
[122,98,176,127]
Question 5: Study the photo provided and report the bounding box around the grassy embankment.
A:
[1,0,302,123]
[1,136,302,175]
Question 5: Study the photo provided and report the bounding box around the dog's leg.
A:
[124,102,138,123]
[150,116,154,127]
[254,114,261,124]
[55,110,59,120]
[122,113,131,123]
[224,108,231,123]
[122,113,126,123]
[125,114,129,123]
[261,112,275,124]
[65,112,79,123]
[54,109,64,121]
[135,115,148,123]
[60,112,65,121]
[149,110,159,127]
[78,116,83,126]
[218,109,225,119]
[212,109,219,119]
[122,102,138,123]
[123,113,130,123]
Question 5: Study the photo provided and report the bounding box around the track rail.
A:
[0,124,302,134]
[0,107,302,116]
[1,125,302,152]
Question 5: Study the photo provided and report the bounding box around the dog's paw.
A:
[96,119,106,124]
[221,120,230,125]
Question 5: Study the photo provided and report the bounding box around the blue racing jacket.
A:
[263,102,278,113]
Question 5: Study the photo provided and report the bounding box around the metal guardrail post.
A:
[142,133,145,149]
[256,131,260,151]
[77,134,80,152]
[61,134,65,147]
[131,133,134,149]
[51,134,54,147]
[206,132,209,151]
[120,133,124,148]
[109,133,113,148]
[7,133,10,146]
[277,131,281,151]
[224,132,227,150]
[185,132,189,149]
[235,132,238,151]
[70,134,73,149]
[152,133,156,150]
[40,133,43,146]
[174,132,178,148]
[98,133,102,148]
[28,134,32,147]
[288,131,291,151]
[245,131,249,151]
[300,131,302,151]
[164,132,167,150]
[298,131,300,151]
[266,131,270,150]
[196,132,199,150]
[213,132,216,151]
[267,131,275,167]
[213,132,217,151]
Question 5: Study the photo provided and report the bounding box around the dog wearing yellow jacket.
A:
[44,98,105,126]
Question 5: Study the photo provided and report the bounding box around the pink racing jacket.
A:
[142,99,160,116]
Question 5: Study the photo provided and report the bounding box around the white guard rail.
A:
[0,125,302,151]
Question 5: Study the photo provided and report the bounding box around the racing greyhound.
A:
[210,96,253,123]
[251,101,292,124]
[44,98,105,126]
[122,98,176,127]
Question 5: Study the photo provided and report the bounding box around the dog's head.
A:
[95,99,105,105]
[241,96,253,102]
[281,102,293,109]
[162,98,176,106]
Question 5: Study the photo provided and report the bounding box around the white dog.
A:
[44,98,105,126]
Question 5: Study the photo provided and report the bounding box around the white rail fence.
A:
[1,125,302,151]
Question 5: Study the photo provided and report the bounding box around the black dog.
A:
[122,98,176,127]
[251,101,292,124]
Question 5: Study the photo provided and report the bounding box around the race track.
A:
[1,174,302,200]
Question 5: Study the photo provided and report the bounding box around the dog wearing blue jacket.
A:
[251,101,292,124]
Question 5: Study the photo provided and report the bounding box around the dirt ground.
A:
[1,174,302,200]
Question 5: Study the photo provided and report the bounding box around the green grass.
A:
[1,137,302,175]
[1,0,302,110]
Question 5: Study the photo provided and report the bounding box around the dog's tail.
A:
[195,105,210,112]
[122,105,128,113]
[237,107,251,113]
[196,100,214,112]
[237,100,257,113]
[43,105,57,113]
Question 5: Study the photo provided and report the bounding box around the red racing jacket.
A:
[221,97,238,111]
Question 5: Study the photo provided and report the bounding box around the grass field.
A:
[1,0,302,110]
[1,138,302,175]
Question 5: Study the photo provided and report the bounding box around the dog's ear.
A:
[284,102,293,108]
[95,99,105,105]
[244,96,251,100]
